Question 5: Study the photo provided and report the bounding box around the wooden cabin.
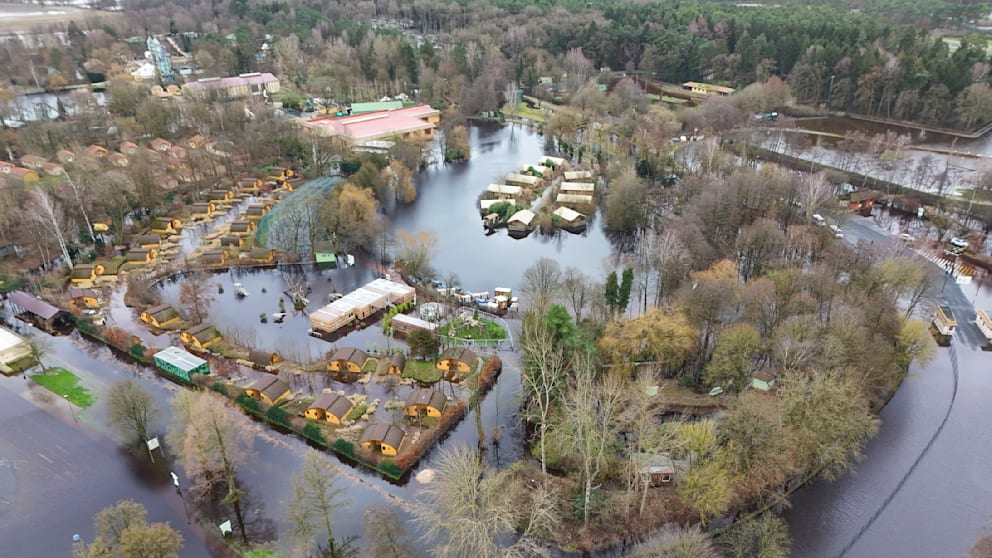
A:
[390,313,437,336]
[200,249,228,266]
[168,146,187,160]
[68,287,100,309]
[436,347,479,373]
[41,162,64,176]
[135,234,162,249]
[563,170,594,182]
[246,248,276,263]
[7,290,72,332]
[151,217,182,234]
[245,204,271,219]
[358,423,405,456]
[239,177,263,192]
[191,202,216,218]
[69,263,104,284]
[387,353,406,375]
[552,206,587,233]
[269,166,295,180]
[20,155,48,170]
[504,173,542,188]
[248,349,280,367]
[328,347,370,373]
[220,236,244,248]
[404,388,447,418]
[309,279,416,335]
[751,371,777,391]
[244,376,291,406]
[229,220,256,236]
[520,164,551,177]
[304,392,354,424]
[126,248,156,265]
[485,184,524,200]
[181,323,222,349]
[140,304,180,328]
[184,135,206,150]
[932,305,958,337]
[208,189,233,202]
[154,346,209,383]
[539,155,567,169]
[560,182,596,195]
[556,193,594,208]
[109,152,129,167]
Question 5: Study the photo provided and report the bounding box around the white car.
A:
[900,233,914,242]
[828,224,844,238]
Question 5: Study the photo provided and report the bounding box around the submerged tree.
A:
[286,449,354,557]
[178,272,214,324]
[73,500,183,558]
[107,379,160,446]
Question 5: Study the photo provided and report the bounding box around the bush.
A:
[128,343,147,361]
[211,382,229,396]
[266,405,291,427]
[380,460,403,479]
[236,393,261,413]
[333,438,355,458]
[346,403,368,421]
[302,423,326,446]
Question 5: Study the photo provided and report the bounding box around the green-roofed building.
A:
[350,100,403,114]
[314,241,337,269]
[154,346,209,383]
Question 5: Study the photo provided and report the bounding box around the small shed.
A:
[126,248,156,264]
[390,313,437,336]
[150,138,172,152]
[8,290,72,331]
[359,423,405,456]
[140,304,179,327]
[556,193,594,207]
[636,453,676,486]
[304,392,354,424]
[70,263,104,284]
[244,376,291,406]
[387,353,406,375]
[86,145,108,158]
[248,349,280,367]
[135,234,162,249]
[191,202,216,217]
[436,347,478,373]
[153,346,209,383]
[185,135,206,150]
[404,388,447,418]
[507,209,536,233]
[504,173,541,188]
[246,248,276,263]
[181,323,222,349]
[229,220,256,236]
[200,249,228,266]
[0,327,34,375]
[328,347,370,373]
[68,287,100,309]
[151,217,182,234]
[560,181,595,194]
[751,371,777,391]
[220,236,244,248]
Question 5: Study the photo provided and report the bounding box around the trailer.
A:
[977,310,992,347]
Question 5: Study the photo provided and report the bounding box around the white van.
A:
[812,214,825,226]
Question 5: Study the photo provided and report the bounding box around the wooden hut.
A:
[56,149,76,163]
[200,249,228,266]
[358,423,405,456]
[220,236,244,248]
[485,184,524,200]
[238,177,262,192]
[539,155,567,169]
[327,347,370,373]
[68,287,100,309]
[246,248,276,263]
[556,193,594,208]
[390,313,437,336]
[153,347,209,383]
[563,170,594,182]
[304,392,354,424]
[126,248,156,265]
[504,173,541,188]
[403,389,447,418]
[109,152,129,167]
[229,220,256,236]
[387,353,406,375]
[506,209,536,234]
[436,347,479,373]
[244,376,291,406]
[7,290,72,332]
[191,202,216,218]
[140,304,179,327]
[70,263,104,284]
[41,162,64,176]
[150,138,172,152]
[245,204,271,219]
[135,234,162,249]
[184,135,206,150]
[270,166,295,180]
[19,155,46,170]
[150,217,182,234]
[751,371,777,391]
[86,145,108,158]
[248,349,280,367]
[181,323,222,349]
[520,164,551,177]
[208,189,233,202]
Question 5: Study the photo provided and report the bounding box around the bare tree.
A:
[27,187,73,269]
[363,505,420,558]
[178,273,214,324]
[561,267,591,323]
[797,171,834,224]
[74,500,183,558]
[520,314,569,475]
[521,257,562,314]
[107,379,160,446]
[286,449,354,557]
[167,391,254,545]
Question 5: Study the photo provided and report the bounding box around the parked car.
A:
[828,224,844,238]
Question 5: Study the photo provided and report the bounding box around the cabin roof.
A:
[247,375,290,401]
[507,209,536,226]
[329,347,369,365]
[310,392,353,417]
[8,290,62,320]
[439,346,478,366]
[552,206,584,222]
[359,423,405,449]
[405,388,447,410]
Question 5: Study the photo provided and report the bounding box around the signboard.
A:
[219,520,233,536]
[918,206,925,218]
[146,437,160,451]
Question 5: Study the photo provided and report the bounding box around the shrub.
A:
[346,403,368,421]
[380,460,402,479]
[333,438,355,457]
[266,405,291,427]
[211,382,229,396]
[128,343,146,361]
[302,423,326,446]
[236,393,261,413]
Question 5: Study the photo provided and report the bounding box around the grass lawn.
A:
[500,102,547,123]
[402,359,443,384]
[440,316,507,340]
[31,367,94,408]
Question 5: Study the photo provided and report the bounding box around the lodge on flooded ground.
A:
[309,278,416,336]
[327,347,370,373]
[304,392,354,424]
[404,388,447,418]
[7,290,72,332]
[244,376,291,406]
[359,423,405,456]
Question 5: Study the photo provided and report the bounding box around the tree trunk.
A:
[539,422,547,475]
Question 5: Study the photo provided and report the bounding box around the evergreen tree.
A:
[618,267,634,313]
[604,271,619,312]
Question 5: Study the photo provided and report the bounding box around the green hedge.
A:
[332,438,355,458]
[380,461,402,479]
[302,423,326,446]
[266,405,291,427]
[236,393,261,413]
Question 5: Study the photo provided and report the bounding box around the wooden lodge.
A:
[208,189,233,202]
[327,347,370,373]
[359,423,405,456]
[504,172,542,188]
[86,145,108,158]
[68,287,100,309]
[70,263,104,284]
[387,353,406,374]
[269,166,295,180]
[309,279,416,335]
[436,347,479,374]
[932,305,958,337]
[8,290,72,332]
[229,220,256,236]
[239,177,263,192]
[150,217,182,234]
[520,164,551,177]
[220,236,244,248]
[563,170,594,182]
[390,313,437,336]
[978,309,992,343]
[556,193,594,208]
[248,349,280,367]
[140,304,180,328]
[150,138,172,152]
[246,248,276,263]
[244,376,291,406]
[507,209,536,234]
[560,181,595,195]
[200,249,228,266]
[153,346,209,383]
[304,392,354,424]
[191,202,216,218]
[181,323,222,349]
[56,149,76,163]
[245,204,271,219]
[485,184,524,200]
[552,206,587,233]
[135,234,162,249]
[126,248,156,265]
[0,326,34,376]
[185,135,206,150]
[403,388,447,418]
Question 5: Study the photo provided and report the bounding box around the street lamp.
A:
[172,471,191,525]
[63,394,77,424]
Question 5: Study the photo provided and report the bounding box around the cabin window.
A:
[661,474,672,483]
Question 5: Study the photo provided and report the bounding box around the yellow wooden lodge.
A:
[56,149,76,163]
[269,166,295,180]
[70,263,104,284]
[86,145,108,158]
[248,349,280,367]
[436,347,479,373]
[304,392,354,424]
[328,347,370,373]
[387,353,406,375]
[191,202,216,218]
[140,304,180,328]
[220,236,244,248]
[404,388,447,418]
[244,376,291,406]
[135,234,162,249]
[246,248,276,263]
[245,204,271,219]
[359,423,405,456]
[184,135,206,150]
[150,217,182,234]
[126,248,156,265]
[200,249,228,266]
[239,177,263,192]
[68,287,100,309]
[181,323,222,349]
[229,220,256,236]
[208,189,233,202]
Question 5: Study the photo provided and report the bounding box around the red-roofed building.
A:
[302,105,440,144]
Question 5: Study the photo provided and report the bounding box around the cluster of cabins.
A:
[309,278,417,336]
